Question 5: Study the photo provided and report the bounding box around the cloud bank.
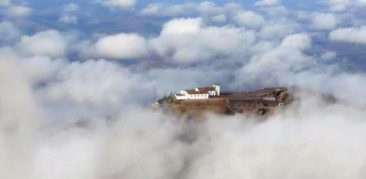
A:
[1,0,366,178]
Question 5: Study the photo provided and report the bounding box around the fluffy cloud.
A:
[311,13,337,30]
[20,56,66,85]
[254,0,280,6]
[17,30,66,57]
[95,33,148,60]
[150,18,256,64]
[42,60,133,106]
[100,0,136,8]
[0,21,21,42]
[280,33,312,50]
[237,33,313,85]
[40,60,161,112]
[6,5,32,17]
[329,26,366,44]
[2,1,366,179]
[0,57,39,179]
[233,11,265,28]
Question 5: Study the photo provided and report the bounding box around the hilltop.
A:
[155,84,292,117]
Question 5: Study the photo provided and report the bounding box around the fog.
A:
[2,57,366,179]
[1,0,366,178]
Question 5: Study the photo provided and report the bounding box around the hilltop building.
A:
[175,84,221,100]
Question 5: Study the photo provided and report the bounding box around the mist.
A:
[2,57,366,179]
[1,0,366,178]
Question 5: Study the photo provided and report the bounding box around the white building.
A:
[175,84,221,100]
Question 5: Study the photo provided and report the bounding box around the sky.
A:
[1,0,366,179]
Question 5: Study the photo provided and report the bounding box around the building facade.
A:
[175,84,221,100]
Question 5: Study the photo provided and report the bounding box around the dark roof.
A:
[228,87,287,100]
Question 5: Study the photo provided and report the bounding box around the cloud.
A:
[254,0,280,6]
[1,1,366,179]
[259,22,298,40]
[237,33,313,86]
[95,33,148,60]
[3,56,366,179]
[233,11,266,28]
[150,18,256,64]
[326,0,352,12]
[324,0,366,10]
[42,60,129,106]
[280,33,312,50]
[99,0,137,8]
[40,59,157,109]
[0,0,10,6]
[311,13,337,30]
[356,0,366,6]
[140,4,160,15]
[140,1,224,17]
[0,21,21,42]
[59,15,78,24]
[6,5,32,17]
[329,26,366,44]
[20,56,66,85]
[17,30,66,57]
[63,3,79,13]
[0,57,39,179]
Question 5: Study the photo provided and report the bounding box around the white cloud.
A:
[254,0,280,6]
[326,0,352,12]
[160,18,202,35]
[197,1,223,16]
[6,5,32,17]
[233,11,265,28]
[259,22,298,40]
[280,33,312,50]
[0,56,39,179]
[0,0,10,6]
[311,13,337,30]
[40,60,158,107]
[140,2,223,17]
[95,33,148,59]
[238,33,313,85]
[17,30,66,57]
[100,0,137,8]
[43,60,132,106]
[20,56,66,85]
[329,26,366,44]
[63,3,79,13]
[0,21,21,41]
[324,0,366,10]
[140,4,160,16]
[59,15,78,24]
[2,2,366,179]
[356,0,366,6]
[150,18,256,64]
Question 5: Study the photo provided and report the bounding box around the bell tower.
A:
[213,84,220,96]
